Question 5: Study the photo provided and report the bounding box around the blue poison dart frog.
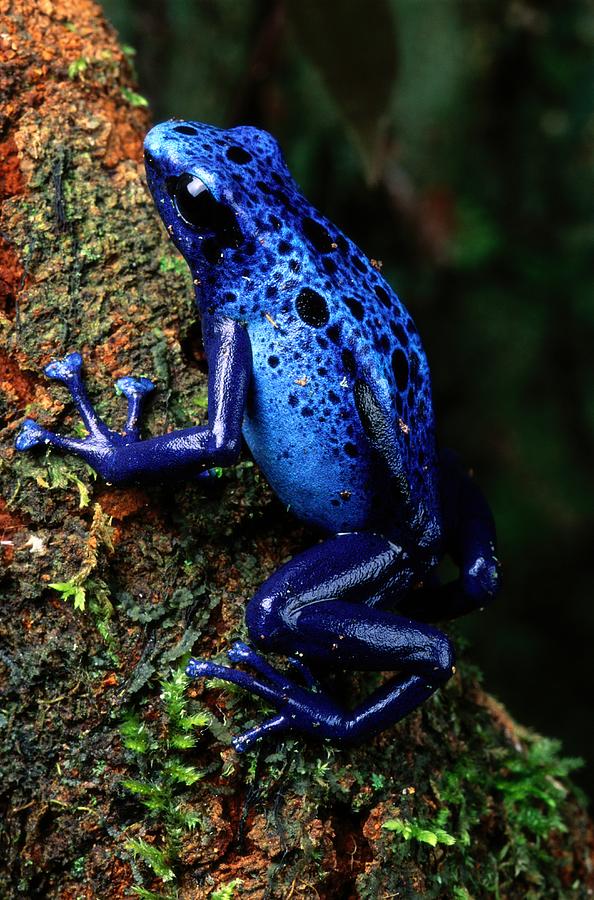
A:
[16,121,501,752]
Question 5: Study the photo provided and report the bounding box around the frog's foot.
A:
[227,641,321,691]
[187,650,352,751]
[15,353,156,474]
[186,653,305,751]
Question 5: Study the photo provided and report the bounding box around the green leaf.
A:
[416,829,438,847]
[121,778,163,799]
[169,732,196,750]
[160,668,188,723]
[49,581,86,611]
[370,773,386,791]
[121,87,149,107]
[120,713,152,753]
[177,711,211,731]
[382,817,456,847]
[433,828,457,846]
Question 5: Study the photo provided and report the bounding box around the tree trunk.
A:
[0,1,592,897]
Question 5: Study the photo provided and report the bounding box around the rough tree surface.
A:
[0,1,592,898]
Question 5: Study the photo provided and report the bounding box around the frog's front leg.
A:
[15,316,252,483]
[188,532,455,750]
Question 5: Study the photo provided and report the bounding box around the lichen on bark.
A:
[0,1,592,898]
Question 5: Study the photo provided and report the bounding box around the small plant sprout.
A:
[120,666,210,894]
[382,816,456,848]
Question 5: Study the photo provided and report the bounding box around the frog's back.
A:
[232,198,440,539]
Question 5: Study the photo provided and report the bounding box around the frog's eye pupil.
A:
[173,173,242,249]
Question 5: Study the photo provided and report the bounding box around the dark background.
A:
[100,0,594,800]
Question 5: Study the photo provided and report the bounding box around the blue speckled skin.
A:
[16,120,501,751]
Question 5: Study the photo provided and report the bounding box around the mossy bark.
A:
[0,1,592,897]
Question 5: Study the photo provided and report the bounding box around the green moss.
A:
[211,880,243,900]
[119,667,210,896]
[353,695,585,899]
[159,255,187,276]
[48,578,87,610]
[121,87,149,108]
[67,58,89,79]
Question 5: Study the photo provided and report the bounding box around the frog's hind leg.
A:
[187,532,455,750]
[398,449,502,623]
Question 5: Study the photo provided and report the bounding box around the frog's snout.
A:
[143,120,176,165]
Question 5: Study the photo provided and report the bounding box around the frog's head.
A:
[144,120,295,302]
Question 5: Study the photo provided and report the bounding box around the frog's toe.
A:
[115,375,156,440]
[186,653,340,748]
[226,641,297,690]
[186,658,215,679]
[227,640,255,664]
[463,553,501,604]
[225,642,319,691]
[15,419,47,450]
[115,376,155,398]
[232,714,289,753]
[186,656,288,708]
[287,656,320,690]
[44,352,83,382]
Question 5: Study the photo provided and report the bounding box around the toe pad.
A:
[44,352,83,381]
[115,376,155,398]
[15,419,47,450]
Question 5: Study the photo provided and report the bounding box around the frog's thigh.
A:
[246,532,453,678]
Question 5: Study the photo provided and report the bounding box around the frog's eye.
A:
[173,174,215,226]
[172,173,242,248]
